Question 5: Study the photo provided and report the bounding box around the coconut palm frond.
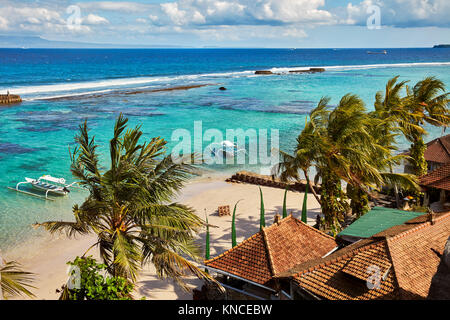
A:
[0,261,35,299]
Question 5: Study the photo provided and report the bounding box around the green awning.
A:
[338,207,424,239]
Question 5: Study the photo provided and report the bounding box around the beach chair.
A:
[218,205,230,217]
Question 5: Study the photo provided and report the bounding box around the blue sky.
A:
[1,0,450,47]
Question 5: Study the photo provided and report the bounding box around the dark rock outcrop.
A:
[289,68,326,74]
[219,87,227,91]
[255,70,274,75]
[309,67,325,73]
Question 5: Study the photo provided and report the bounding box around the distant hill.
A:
[433,44,450,48]
[0,35,186,48]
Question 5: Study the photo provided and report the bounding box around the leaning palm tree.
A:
[0,259,35,299]
[36,114,211,289]
[370,76,425,207]
[276,95,374,232]
[404,77,450,176]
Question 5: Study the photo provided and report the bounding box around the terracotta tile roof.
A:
[341,244,392,282]
[386,213,450,299]
[205,231,273,285]
[283,211,450,300]
[204,215,337,286]
[403,134,450,164]
[419,162,450,191]
[424,134,450,164]
[293,241,398,300]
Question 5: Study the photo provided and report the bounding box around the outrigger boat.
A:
[8,175,81,200]
[210,141,247,159]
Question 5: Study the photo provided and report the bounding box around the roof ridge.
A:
[261,226,276,276]
[204,229,264,264]
[386,211,450,243]
[291,214,336,240]
[262,214,294,233]
[291,240,384,278]
[437,137,450,156]
[382,237,402,296]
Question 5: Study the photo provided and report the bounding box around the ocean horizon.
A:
[1,47,449,251]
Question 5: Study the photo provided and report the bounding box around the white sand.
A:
[5,174,321,300]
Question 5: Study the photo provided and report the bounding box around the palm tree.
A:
[276,92,420,231]
[36,114,211,289]
[277,95,373,232]
[404,77,449,176]
[0,259,35,299]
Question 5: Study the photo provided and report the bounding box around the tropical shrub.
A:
[60,256,134,300]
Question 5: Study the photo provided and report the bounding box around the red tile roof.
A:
[424,134,450,164]
[204,215,337,287]
[419,162,450,191]
[283,211,450,300]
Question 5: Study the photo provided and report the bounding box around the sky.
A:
[1,0,450,48]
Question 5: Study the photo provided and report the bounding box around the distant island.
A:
[433,44,450,48]
[0,35,187,49]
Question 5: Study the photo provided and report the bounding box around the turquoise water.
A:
[0,48,449,250]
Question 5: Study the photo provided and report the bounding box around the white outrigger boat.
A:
[210,141,246,159]
[8,175,80,200]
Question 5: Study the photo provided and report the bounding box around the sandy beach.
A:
[5,173,321,300]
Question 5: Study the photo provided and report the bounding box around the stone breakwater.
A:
[226,170,321,192]
[255,68,326,75]
[0,94,22,105]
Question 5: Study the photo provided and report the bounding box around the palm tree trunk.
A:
[303,169,321,205]
[410,137,428,176]
[389,165,401,209]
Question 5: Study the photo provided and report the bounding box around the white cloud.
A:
[0,4,94,35]
[76,1,150,13]
[0,16,8,30]
[136,18,147,24]
[343,0,450,28]
[83,14,109,25]
[158,0,334,26]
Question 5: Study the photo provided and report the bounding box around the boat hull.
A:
[31,183,68,196]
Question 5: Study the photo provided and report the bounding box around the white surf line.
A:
[270,61,450,74]
[1,70,254,99]
[3,61,449,100]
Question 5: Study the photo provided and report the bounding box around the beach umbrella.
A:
[282,187,288,218]
[259,187,265,230]
[301,184,308,223]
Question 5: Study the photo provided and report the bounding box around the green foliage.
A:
[282,187,288,218]
[410,137,428,176]
[259,187,265,230]
[274,76,445,231]
[205,212,210,260]
[320,170,349,234]
[0,259,35,299]
[61,256,133,300]
[301,184,308,223]
[347,184,370,218]
[231,200,241,248]
[36,114,212,290]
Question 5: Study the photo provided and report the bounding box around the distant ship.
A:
[367,50,387,54]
